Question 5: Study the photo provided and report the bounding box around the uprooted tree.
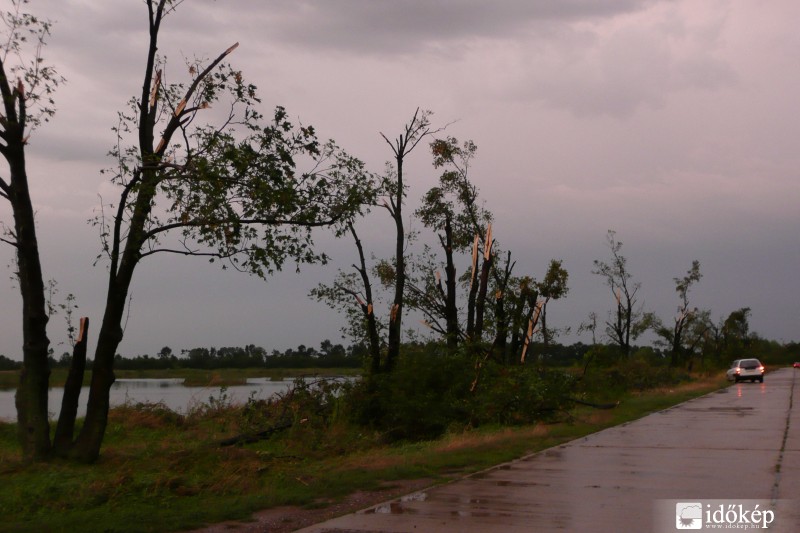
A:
[6,0,369,463]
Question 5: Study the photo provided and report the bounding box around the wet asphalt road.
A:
[296,367,799,532]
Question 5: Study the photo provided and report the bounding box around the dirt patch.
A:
[186,478,434,533]
[434,425,548,453]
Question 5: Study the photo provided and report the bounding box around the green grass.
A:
[0,372,728,533]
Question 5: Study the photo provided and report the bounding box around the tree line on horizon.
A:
[2,330,796,375]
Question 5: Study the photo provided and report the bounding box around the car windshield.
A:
[740,359,760,368]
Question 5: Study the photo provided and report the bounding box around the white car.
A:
[726,358,765,383]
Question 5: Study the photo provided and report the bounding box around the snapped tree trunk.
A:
[466,235,479,339]
[474,253,493,341]
[491,252,513,362]
[348,224,381,373]
[69,222,144,462]
[53,317,89,455]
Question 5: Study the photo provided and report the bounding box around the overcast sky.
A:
[1,0,798,359]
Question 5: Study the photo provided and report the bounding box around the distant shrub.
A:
[580,358,691,394]
[467,363,576,426]
[343,344,576,442]
[0,355,21,371]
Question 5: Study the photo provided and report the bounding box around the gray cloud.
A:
[234,0,656,55]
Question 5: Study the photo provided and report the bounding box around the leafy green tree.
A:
[413,136,492,351]
[65,0,370,463]
[650,260,705,367]
[721,307,754,357]
[157,346,173,359]
[1,0,368,463]
[535,259,570,350]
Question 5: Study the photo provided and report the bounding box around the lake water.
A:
[0,378,316,422]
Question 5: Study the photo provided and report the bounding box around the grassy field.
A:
[0,371,728,533]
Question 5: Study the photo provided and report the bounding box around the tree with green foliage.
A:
[413,136,492,352]
[721,307,754,357]
[4,0,368,463]
[66,0,369,463]
[650,260,706,367]
[535,259,570,350]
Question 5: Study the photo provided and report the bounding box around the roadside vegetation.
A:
[0,347,730,533]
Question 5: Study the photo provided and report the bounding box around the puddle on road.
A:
[365,491,427,515]
[495,480,550,487]
[450,510,513,519]
[681,406,754,416]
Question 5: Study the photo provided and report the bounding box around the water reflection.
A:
[0,377,344,421]
[114,378,183,389]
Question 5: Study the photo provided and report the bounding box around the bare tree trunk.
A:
[53,317,89,455]
[466,235,479,339]
[381,109,432,371]
[350,224,381,373]
[540,303,550,353]
[386,179,404,372]
[0,20,59,461]
[442,216,459,353]
[70,283,131,462]
[509,285,533,359]
[8,150,52,460]
[492,252,513,362]
[474,253,493,341]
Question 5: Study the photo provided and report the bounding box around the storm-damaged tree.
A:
[505,276,539,362]
[0,1,66,460]
[310,111,438,375]
[59,0,368,463]
[650,260,706,367]
[412,137,492,353]
[592,230,647,358]
[309,220,384,374]
[379,109,436,372]
[534,259,570,354]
